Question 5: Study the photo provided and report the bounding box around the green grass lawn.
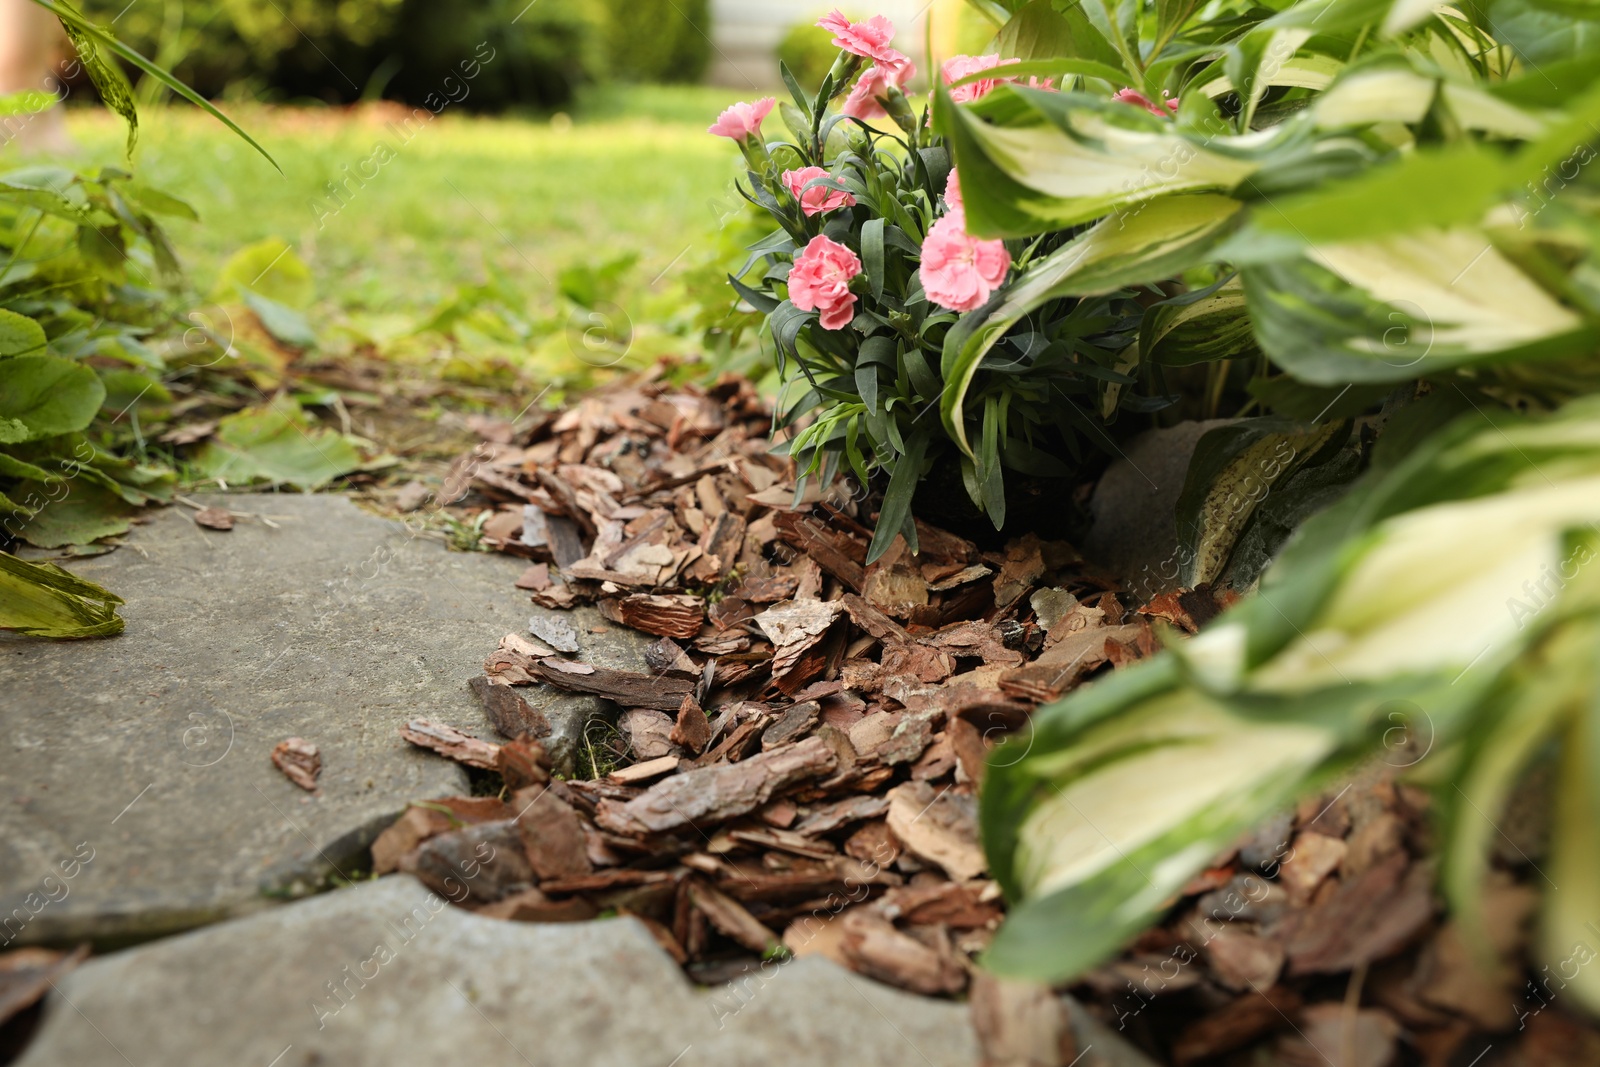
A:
[66,85,751,361]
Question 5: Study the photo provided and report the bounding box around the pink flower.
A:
[782,167,857,217]
[817,10,900,65]
[708,97,776,141]
[941,54,1021,104]
[839,56,916,119]
[1112,88,1178,118]
[919,213,1010,312]
[789,234,862,330]
[943,168,962,212]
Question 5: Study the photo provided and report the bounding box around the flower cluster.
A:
[707,11,1020,326]
[702,9,1146,547]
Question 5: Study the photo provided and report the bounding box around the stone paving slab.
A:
[0,494,621,947]
[15,875,979,1067]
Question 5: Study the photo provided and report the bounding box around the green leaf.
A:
[13,478,138,548]
[1173,419,1348,586]
[865,431,926,564]
[861,218,885,302]
[1241,144,1510,249]
[982,668,1343,982]
[48,0,137,156]
[191,396,362,489]
[0,549,123,638]
[1242,236,1591,385]
[0,354,106,440]
[1142,277,1258,367]
[0,308,47,357]
[240,290,318,349]
[28,0,279,172]
[214,238,314,308]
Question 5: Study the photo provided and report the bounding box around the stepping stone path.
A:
[3,494,1159,1066]
[0,494,646,947]
[17,876,1156,1067]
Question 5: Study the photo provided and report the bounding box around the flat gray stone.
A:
[16,875,983,1067]
[0,495,556,946]
[1084,420,1226,599]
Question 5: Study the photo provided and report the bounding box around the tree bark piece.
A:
[599,593,705,640]
[469,676,551,740]
[399,720,500,769]
[532,659,696,712]
[270,737,320,792]
[687,876,781,954]
[595,736,837,836]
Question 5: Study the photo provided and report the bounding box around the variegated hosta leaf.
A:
[939,194,1244,456]
[983,400,1600,985]
[1244,231,1590,385]
[940,87,1272,236]
[1543,692,1600,1015]
[1219,473,1600,691]
[984,677,1344,981]
[1142,276,1258,367]
[1438,621,1591,977]
[1312,66,1547,137]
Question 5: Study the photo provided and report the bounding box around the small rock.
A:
[528,612,581,653]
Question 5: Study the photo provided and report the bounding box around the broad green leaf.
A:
[1240,144,1510,248]
[1244,233,1590,385]
[191,396,361,489]
[0,549,123,638]
[996,2,1078,62]
[941,195,1242,456]
[983,674,1342,982]
[241,290,318,349]
[1174,419,1349,586]
[0,354,105,440]
[0,308,47,357]
[943,89,1263,236]
[13,479,138,548]
[214,238,314,308]
[1142,277,1258,366]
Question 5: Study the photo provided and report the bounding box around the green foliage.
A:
[776,17,842,88]
[721,24,1197,558]
[946,0,1600,1005]
[981,396,1600,1005]
[79,0,687,108]
[0,550,124,638]
[601,0,711,83]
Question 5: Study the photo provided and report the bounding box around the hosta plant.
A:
[982,392,1600,1014]
[711,10,1218,559]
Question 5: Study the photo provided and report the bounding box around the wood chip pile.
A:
[379,372,1224,993]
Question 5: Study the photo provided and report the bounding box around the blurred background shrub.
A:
[79,0,712,108]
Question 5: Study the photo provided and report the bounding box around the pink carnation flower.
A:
[817,10,900,65]
[919,213,1010,313]
[941,54,1021,104]
[943,168,962,212]
[789,234,862,331]
[708,97,776,142]
[1112,88,1178,118]
[840,55,916,119]
[782,166,857,217]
